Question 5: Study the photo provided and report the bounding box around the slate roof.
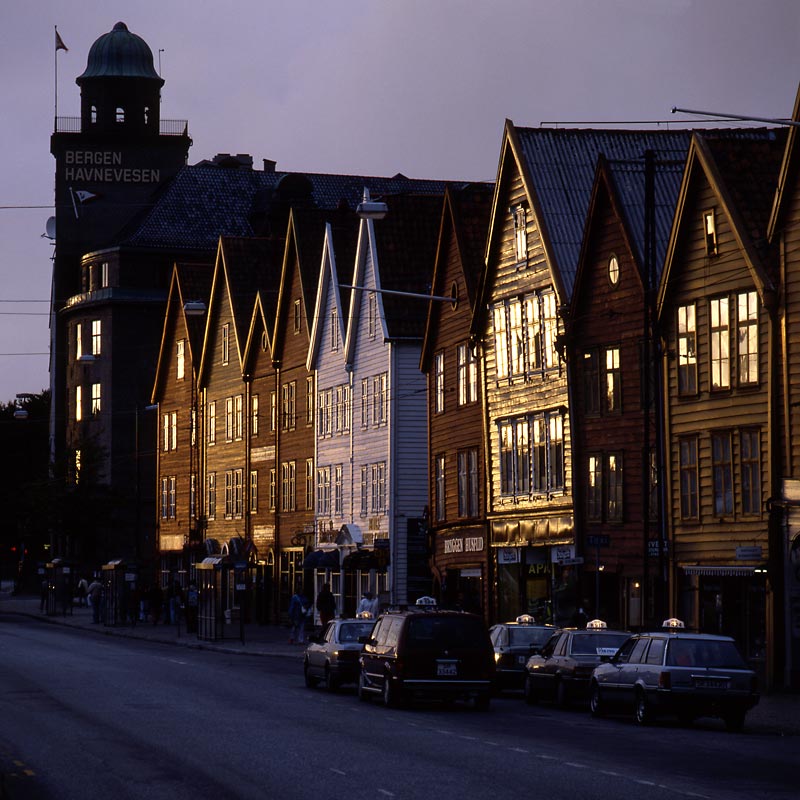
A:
[373,193,445,339]
[118,163,450,253]
[514,128,693,299]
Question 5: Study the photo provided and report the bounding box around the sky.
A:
[1,0,799,403]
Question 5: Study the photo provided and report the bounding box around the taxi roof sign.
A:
[585,619,608,630]
[662,617,685,629]
[515,614,535,624]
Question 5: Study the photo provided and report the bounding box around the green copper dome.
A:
[77,22,164,86]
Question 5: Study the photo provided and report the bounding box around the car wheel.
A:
[382,675,397,708]
[556,679,569,708]
[589,682,604,717]
[677,710,695,727]
[724,710,746,733]
[357,668,370,702]
[324,664,338,693]
[634,688,652,725]
[474,693,491,712]
[304,660,319,689]
[524,676,538,705]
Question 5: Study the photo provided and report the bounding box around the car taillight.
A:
[658,671,671,689]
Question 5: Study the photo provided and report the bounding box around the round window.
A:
[608,255,619,286]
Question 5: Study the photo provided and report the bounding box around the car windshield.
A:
[406,616,487,650]
[572,632,629,656]
[508,627,553,647]
[337,622,375,643]
[665,638,747,668]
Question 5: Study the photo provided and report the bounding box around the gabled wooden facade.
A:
[151,261,213,583]
[344,193,443,606]
[767,85,800,689]
[421,184,493,618]
[658,131,786,687]
[569,152,688,630]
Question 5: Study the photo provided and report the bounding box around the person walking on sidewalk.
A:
[77,576,88,607]
[87,578,103,624]
[316,583,336,628]
[288,589,310,644]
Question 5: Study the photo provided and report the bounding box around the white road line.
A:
[377,790,395,797]
[483,741,500,746]
[564,762,587,769]
[459,735,478,741]
[535,754,557,760]
[509,747,529,754]
[329,768,346,776]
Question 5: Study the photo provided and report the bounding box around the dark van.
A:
[358,606,495,710]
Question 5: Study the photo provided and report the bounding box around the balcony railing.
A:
[54,117,189,136]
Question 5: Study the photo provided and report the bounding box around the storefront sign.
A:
[497,547,520,564]
[460,568,482,578]
[443,535,485,554]
[551,545,575,564]
[63,150,161,183]
[736,546,762,560]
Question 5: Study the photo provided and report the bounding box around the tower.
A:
[49,22,191,567]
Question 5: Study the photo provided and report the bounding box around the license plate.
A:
[517,655,527,665]
[437,661,458,677]
[694,677,729,690]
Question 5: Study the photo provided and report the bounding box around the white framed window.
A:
[435,454,446,522]
[604,347,621,412]
[333,464,343,515]
[208,401,216,445]
[434,351,445,414]
[221,323,230,365]
[704,209,717,256]
[294,299,301,333]
[250,470,258,513]
[361,379,369,428]
[176,339,185,380]
[513,204,527,263]
[190,474,197,518]
[317,466,331,515]
[306,458,314,511]
[737,291,759,386]
[368,292,377,338]
[677,304,697,395]
[331,308,339,350]
[306,376,314,426]
[709,296,730,390]
[75,385,82,422]
[168,476,177,519]
[251,394,259,437]
[234,394,243,439]
[281,382,296,430]
[207,472,217,519]
[281,461,296,512]
[233,468,243,517]
[91,319,102,356]
[91,382,101,415]
[269,469,276,510]
[457,343,478,406]
[270,391,277,432]
[458,448,479,518]
[75,322,83,361]
[360,466,368,516]
[225,397,233,441]
[170,411,177,451]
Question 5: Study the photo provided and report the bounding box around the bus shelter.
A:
[102,560,138,626]
[196,555,251,643]
[45,558,74,616]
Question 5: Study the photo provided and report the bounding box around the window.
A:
[648,448,659,522]
[75,323,83,361]
[541,292,558,370]
[360,466,368,516]
[333,465,343,516]
[176,340,185,380]
[371,462,386,513]
[91,319,102,356]
[163,413,170,451]
[221,323,230,365]
[306,377,314,425]
[679,438,698,519]
[317,466,331,515]
[91,382,101,415]
[331,308,339,350]
[116,106,125,123]
[740,429,761,515]
[604,347,621,413]
[73,449,81,485]
[737,291,759,385]
[334,386,343,434]
[207,472,217,519]
[434,351,445,414]
[270,391,277,432]
[361,379,369,428]
[457,343,478,406]
[225,397,233,441]
[513,205,528,263]
[75,385,82,422]
[168,476,176,519]
[379,373,388,424]
[90,106,97,124]
[580,350,599,414]
[251,394,259,437]
[250,469,258,514]
[587,455,602,521]
[233,469,243,517]
[306,458,314,511]
[712,431,733,516]
[493,304,508,379]
[530,413,563,494]
[368,292,377,338]
[101,262,109,288]
[170,411,177,451]
[224,471,233,518]
[234,394,243,439]
[709,297,730,390]
[293,299,301,334]
[281,461,296,512]
[208,401,216,445]
[457,449,479,518]
[606,453,623,521]
[190,474,197,518]
[677,304,697,395]
[281,381,296,430]
[161,477,168,520]
[608,255,619,286]
[372,374,387,426]
[499,418,529,497]
[704,209,717,256]
[269,469,276,511]
[435,454,446,522]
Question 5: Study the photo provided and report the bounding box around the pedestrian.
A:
[77,576,88,607]
[39,578,48,613]
[288,589,310,644]
[316,583,336,628]
[185,581,199,633]
[356,591,379,619]
[167,579,183,625]
[87,578,103,624]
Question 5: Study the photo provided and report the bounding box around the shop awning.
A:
[682,566,759,576]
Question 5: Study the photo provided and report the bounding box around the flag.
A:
[75,190,98,204]
[55,29,68,52]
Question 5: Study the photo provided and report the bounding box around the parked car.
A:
[524,620,630,707]
[304,618,377,691]
[358,599,495,710]
[489,615,557,691]
[589,618,759,731]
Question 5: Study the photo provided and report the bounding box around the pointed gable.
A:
[768,81,800,243]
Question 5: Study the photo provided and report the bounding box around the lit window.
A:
[704,209,717,256]
[513,205,527,263]
[190,474,197,518]
[709,297,730,390]
[75,323,83,361]
[170,411,177,451]
[176,340,185,381]
[434,351,445,414]
[208,401,216,444]
[606,453,623,521]
[270,391,276,432]
[604,347,621,412]
[294,299,301,334]
[251,394,259,437]
[435,455,446,522]
[677,304,697,395]
[221,324,230,365]
[234,394,243,439]
[75,385,82,421]
[587,455,602,521]
[608,255,619,286]
[91,320,101,356]
[91,383,101,415]
[737,291,759,386]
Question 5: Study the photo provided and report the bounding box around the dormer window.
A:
[90,105,97,124]
[704,209,717,256]
[513,205,528,264]
[293,300,301,334]
[116,107,125,123]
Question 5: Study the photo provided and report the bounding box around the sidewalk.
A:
[1,585,798,735]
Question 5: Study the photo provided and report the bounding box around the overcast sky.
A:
[1,0,799,403]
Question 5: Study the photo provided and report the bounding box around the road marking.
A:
[600,770,622,777]
[483,741,500,746]
[329,768,346,776]
[564,762,586,769]
[535,754,557,760]
[634,780,657,786]
[509,747,528,754]
[377,790,395,797]
[168,659,188,665]
[459,735,478,741]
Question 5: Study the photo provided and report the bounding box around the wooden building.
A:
[420,183,493,619]
[657,130,786,687]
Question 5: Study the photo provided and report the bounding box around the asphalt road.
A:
[0,616,796,800]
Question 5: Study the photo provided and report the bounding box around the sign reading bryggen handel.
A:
[63,150,161,183]
[443,535,485,555]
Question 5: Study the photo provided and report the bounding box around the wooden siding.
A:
[663,174,771,564]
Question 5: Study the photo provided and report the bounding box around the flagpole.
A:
[54,26,58,131]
